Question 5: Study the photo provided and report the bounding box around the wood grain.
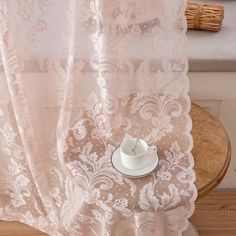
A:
[1,192,236,236]
[190,103,231,197]
[192,191,236,236]
[0,220,46,236]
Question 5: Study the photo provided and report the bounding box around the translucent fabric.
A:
[0,0,197,235]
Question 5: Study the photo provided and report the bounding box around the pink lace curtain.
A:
[0,0,197,235]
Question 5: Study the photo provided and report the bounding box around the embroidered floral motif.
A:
[0,0,196,235]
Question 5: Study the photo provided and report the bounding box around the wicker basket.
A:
[186,2,224,32]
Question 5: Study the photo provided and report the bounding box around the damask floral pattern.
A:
[0,0,197,235]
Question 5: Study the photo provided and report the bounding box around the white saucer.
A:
[111,146,159,178]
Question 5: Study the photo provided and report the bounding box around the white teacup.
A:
[120,138,157,169]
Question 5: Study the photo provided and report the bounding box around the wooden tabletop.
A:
[190,103,231,198]
[0,103,232,236]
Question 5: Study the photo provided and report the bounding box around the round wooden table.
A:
[191,103,231,197]
[184,103,231,236]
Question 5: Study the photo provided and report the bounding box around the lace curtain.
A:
[0,0,197,235]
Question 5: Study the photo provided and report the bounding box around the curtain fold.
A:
[0,0,197,235]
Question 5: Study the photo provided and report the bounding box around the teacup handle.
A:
[147,144,157,155]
